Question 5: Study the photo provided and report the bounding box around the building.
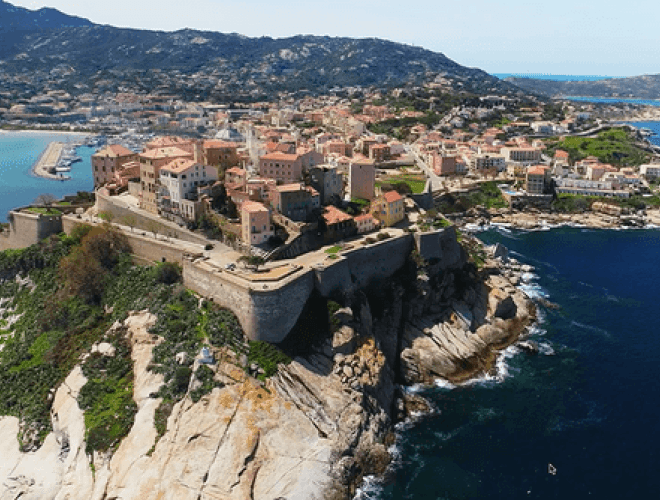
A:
[202,140,240,171]
[432,153,458,176]
[502,147,542,165]
[309,165,344,205]
[554,178,630,198]
[258,150,322,184]
[91,144,138,188]
[322,205,357,243]
[526,166,551,194]
[159,159,218,220]
[470,153,506,172]
[348,159,376,201]
[241,201,274,246]
[371,191,405,227]
[270,184,313,221]
[640,164,660,179]
[138,146,194,213]
[369,143,391,164]
[354,213,380,234]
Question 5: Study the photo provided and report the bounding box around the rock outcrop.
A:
[0,236,536,500]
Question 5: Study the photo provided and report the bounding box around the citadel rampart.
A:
[10,212,464,344]
[0,209,63,251]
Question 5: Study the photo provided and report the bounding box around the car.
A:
[225,263,236,271]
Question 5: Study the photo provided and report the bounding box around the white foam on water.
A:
[539,342,555,355]
[520,282,549,299]
[353,475,383,500]
[570,319,611,338]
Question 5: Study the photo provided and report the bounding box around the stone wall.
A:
[314,234,413,298]
[62,215,196,266]
[0,209,63,251]
[96,193,210,246]
[182,258,315,343]
[414,226,465,268]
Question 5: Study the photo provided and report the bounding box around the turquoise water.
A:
[359,227,660,499]
[0,131,95,221]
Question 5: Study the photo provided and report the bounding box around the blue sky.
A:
[10,0,660,76]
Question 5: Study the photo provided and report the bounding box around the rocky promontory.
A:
[0,227,535,500]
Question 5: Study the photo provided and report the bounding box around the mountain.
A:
[506,74,660,100]
[0,0,92,30]
[0,1,519,97]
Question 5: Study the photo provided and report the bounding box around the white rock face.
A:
[0,311,360,500]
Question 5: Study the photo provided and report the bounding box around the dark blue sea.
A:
[0,131,95,221]
[358,226,660,500]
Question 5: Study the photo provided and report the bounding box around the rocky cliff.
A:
[0,232,535,500]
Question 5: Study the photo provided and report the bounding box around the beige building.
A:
[241,201,274,245]
[526,166,551,194]
[502,147,542,165]
[91,145,138,188]
[138,146,193,213]
[348,159,376,201]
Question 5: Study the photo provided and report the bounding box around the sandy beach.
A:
[31,141,67,180]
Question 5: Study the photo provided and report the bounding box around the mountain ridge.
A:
[0,0,519,97]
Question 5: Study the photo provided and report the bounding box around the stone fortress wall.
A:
[7,207,460,343]
[0,208,63,251]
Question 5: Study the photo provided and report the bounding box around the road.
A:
[405,145,443,191]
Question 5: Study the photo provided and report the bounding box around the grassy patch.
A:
[78,330,137,454]
[25,207,62,216]
[246,341,291,381]
[436,181,507,213]
[325,245,342,254]
[545,127,650,166]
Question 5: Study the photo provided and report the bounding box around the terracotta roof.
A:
[160,159,200,174]
[241,201,269,213]
[226,167,245,175]
[555,150,570,158]
[146,136,193,148]
[139,147,192,160]
[323,205,354,225]
[527,166,549,176]
[94,144,136,158]
[383,191,403,203]
[355,213,377,223]
[275,183,305,193]
[261,152,300,161]
[203,140,237,149]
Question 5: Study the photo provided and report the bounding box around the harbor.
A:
[31,135,105,181]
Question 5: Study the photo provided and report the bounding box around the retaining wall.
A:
[96,193,210,246]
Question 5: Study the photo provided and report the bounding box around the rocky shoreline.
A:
[454,207,660,231]
[0,230,537,500]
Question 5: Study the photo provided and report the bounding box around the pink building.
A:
[241,201,274,245]
[258,150,322,183]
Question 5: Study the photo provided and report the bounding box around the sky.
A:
[9,0,660,77]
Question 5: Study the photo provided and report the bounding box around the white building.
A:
[159,159,218,216]
[640,164,660,179]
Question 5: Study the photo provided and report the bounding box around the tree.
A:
[146,220,161,239]
[238,255,265,271]
[120,214,137,232]
[97,211,115,223]
[34,193,57,206]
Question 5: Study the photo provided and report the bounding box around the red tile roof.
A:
[323,205,354,225]
[383,191,403,203]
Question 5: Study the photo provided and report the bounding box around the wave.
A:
[353,475,383,500]
[539,342,555,355]
[520,282,549,299]
[570,320,611,338]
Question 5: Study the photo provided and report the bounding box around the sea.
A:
[0,131,95,222]
[493,74,618,82]
[357,225,660,500]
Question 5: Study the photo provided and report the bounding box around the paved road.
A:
[405,145,443,191]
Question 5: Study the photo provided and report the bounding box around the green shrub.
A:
[247,341,291,381]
